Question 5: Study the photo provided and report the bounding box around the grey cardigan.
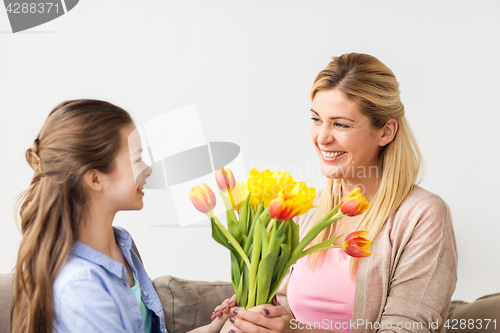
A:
[279,186,458,333]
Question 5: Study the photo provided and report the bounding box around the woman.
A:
[218,53,458,332]
[11,100,233,333]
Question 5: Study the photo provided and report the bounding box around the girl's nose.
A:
[145,165,153,179]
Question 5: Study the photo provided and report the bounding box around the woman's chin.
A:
[319,165,345,179]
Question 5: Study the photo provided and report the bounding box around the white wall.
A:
[1,0,499,303]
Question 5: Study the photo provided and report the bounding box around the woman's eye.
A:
[334,123,350,129]
[310,117,321,124]
[135,157,142,163]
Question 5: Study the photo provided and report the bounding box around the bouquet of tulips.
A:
[189,168,371,309]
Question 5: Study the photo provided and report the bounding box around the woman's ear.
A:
[379,118,398,147]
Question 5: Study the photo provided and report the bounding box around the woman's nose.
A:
[317,126,334,145]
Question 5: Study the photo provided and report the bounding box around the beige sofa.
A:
[1,273,499,333]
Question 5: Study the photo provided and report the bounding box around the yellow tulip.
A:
[244,168,316,210]
[230,181,250,210]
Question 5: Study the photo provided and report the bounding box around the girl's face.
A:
[105,124,152,211]
[310,89,384,180]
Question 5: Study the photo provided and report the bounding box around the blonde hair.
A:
[307,53,423,277]
[11,99,133,333]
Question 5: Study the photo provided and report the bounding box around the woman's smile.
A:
[320,150,347,161]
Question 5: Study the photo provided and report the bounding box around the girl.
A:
[11,99,232,333]
[215,53,458,333]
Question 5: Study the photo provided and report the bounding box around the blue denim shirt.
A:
[52,226,167,333]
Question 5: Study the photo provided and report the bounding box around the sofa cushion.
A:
[0,274,14,333]
[153,275,234,333]
[446,293,500,332]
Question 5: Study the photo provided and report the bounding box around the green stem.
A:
[210,214,251,269]
[286,208,345,268]
[243,207,269,254]
[266,218,276,234]
[247,221,262,308]
[299,236,343,259]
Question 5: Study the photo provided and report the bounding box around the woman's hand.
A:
[228,304,292,333]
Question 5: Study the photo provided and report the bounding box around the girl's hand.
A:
[207,306,243,333]
[210,294,237,321]
[228,304,292,333]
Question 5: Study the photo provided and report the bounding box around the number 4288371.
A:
[444,319,496,330]
[6,3,60,14]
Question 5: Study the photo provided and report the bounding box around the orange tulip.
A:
[343,231,371,257]
[189,183,216,214]
[215,168,236,192]
[268,190,314,221]
[339,188,369,216]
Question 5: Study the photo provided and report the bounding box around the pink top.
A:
[287,248,356,333]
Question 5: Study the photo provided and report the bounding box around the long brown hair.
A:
[11,99,134,333]
[307,53,423,276]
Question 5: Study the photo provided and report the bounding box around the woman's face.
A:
[310,88,384,181]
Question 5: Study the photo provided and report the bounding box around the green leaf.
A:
[238,193,251,236]
[260,219,270,257]
[230,251,241,293]
[273,244,290,282]
[243,219,256,255]
[211,216,251,268]
[290,220,300,253]
[237,264,249,307]
[227,207,238,225]
[243,207,270,255]
[228,215,243,246]
[253,202,264,224]
[249,204,255,234]
[211,218,232,250]
[268,243,291,303]
[256,245,280,305]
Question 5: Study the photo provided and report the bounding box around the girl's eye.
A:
[310,117,321,124]
[135,157,142,163]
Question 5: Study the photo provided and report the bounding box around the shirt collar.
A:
[71,226,133,280]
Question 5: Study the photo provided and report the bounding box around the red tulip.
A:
[343,231,371,257]
[269,194,297,221]
[215,168,236,192]
[339,188,369,216]
[189,183,216,214]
